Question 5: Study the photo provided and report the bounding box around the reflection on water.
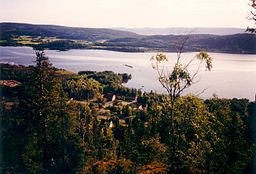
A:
[1,46,256,101]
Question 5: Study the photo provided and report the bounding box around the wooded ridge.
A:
[1,22,255,53]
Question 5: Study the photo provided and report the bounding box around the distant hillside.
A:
[0,23,255,54]
[98,33,256,53]
[0,22,140,41]
[115,27,246,35]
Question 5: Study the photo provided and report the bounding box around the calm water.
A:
[1,46,256,101]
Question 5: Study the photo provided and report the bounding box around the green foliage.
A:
[23,52,83,173]
[205,98,254,173]
[78,70,131,86]
[33,40,88,51]
[169,63,192,86]
[151,51,213,103]
[172,96,215,172]
[0,63,33,82]
[196,51,213,71]
[1,51,255,174]
[2,23,256,53]
[1,106,27,173]
[151,46,215,172]
[138,136,168,164]
[1,51,83,173]
[0,23,138,42]
[66,77,103,101]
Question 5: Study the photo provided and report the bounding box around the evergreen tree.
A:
[19,51,82,173]
[205,98,253,173]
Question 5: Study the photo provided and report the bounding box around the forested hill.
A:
[102,33,256,53]
[0,22,140,41]
[1,22,255,53]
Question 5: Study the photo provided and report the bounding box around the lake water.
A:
[1,46,256,101]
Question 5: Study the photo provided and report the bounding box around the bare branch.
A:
[151,36,213,104]
[247,0,256,32]
[195,88,209,97]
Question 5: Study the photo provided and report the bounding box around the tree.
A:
[173,96,216,173]
[151,38,212,104]
[151,37,213,171]
[247,0,256,33]
[21,51,57,173]
[85,78,103,101]
[67,78,103,101]
[205,98,254,173]
[19,51,82,173]
[1,103,27,173]
[52,79,83,173]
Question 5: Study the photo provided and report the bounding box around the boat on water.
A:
[124,64,134,68]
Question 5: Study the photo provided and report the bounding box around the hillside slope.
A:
[0,22,140,41]
[0,23,255,53]
[101,34,256,53]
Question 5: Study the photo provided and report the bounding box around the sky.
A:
[0,0,253,28]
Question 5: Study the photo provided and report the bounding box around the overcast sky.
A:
[0,0,253,28]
